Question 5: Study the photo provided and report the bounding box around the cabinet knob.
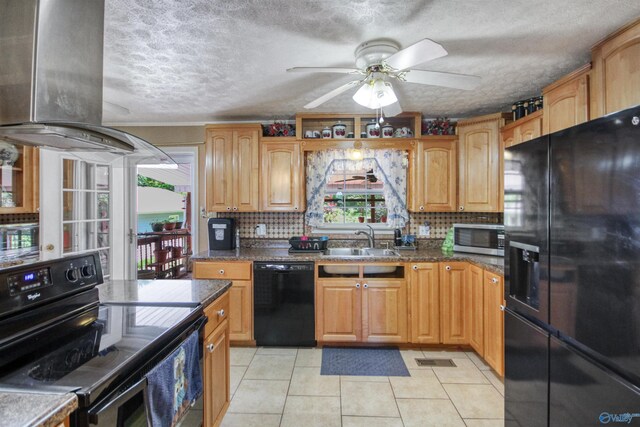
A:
[207,343,215,353]
[226,207,231,211]
[412,265,418,271]
[355,283,361,289]
[219,269,225,274]
[500,305,506,311]
[459,206,464,211]
[218,309,225,317]
[294,206,299,210]
[491,277,498,284]
[419,205,424,211]
[233,207,238,211]
[445,265,451,271]
[363,283,368,289]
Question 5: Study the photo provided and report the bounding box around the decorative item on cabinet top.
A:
[262,121,296,137]
[422,118,456,135]
[511,96,543,121]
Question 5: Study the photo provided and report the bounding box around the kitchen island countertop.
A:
[191,248,505,275]
[97,279,232,306]
[0,390,77,427]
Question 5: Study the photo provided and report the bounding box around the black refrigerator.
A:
[504,105,640,426]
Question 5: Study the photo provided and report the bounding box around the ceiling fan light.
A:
[374,81,397,107]
[352,82,375,108]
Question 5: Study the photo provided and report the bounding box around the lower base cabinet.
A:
[203,292,230,427]
[483,271,505,376]
[468,264,484,356]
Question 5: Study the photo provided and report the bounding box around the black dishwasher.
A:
[253,262,316,347]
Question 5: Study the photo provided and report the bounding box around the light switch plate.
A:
[419,225,430,237]
[256,224,267,236]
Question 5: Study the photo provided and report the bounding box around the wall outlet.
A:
[419,225,431,237]
[256,224,267,236]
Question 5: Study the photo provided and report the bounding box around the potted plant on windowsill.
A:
[150,222,164,232]
[164,215,179,231]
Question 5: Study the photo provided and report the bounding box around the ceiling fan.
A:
[287,38,481,116]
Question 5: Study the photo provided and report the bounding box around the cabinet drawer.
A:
[204,292,230,337]
[194,262,252,280]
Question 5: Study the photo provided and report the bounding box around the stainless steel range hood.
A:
[0,0,173,165]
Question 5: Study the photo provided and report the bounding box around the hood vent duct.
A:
[0,0,173,164]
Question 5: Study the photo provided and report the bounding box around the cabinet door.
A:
[228,280,253,342]
[591,20,640,118]
[204,319,230,427]
[458,119,502,212]
[206,130,234,212]
[501,127,516,149]
[440,262,469,344]
[517,116,542,142]
[0,146,38,213]
[316,279,361,342]
[362,279,407,343]
[412,139,457,212]
[483,271,504,376]
[261,142,304,211]
[409,263,440,344]
[233,128,260,212]
[468,264,484,355]
[543,67,590,134]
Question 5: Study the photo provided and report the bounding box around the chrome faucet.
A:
[355,224,375,248]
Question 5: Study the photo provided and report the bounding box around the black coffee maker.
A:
[207,218,236,250]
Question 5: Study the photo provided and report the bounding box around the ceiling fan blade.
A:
[287,67,360,74]
[403,69,481,90]
[384,38,448,71]
[304,80,362,109]
[383,101,403,117]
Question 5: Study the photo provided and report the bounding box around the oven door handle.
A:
[87,377,148,425]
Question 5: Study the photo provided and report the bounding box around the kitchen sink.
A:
[323,248,372,257]
[365,248,400,257]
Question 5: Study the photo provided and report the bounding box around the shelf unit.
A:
[294,112,421,151]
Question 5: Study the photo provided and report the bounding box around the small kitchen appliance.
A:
[452,223,505,256]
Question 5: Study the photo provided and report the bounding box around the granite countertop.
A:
[98,279,232,307]
[191,248,505,275]
[0,390,77,427]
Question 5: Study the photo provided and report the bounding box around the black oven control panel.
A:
[0,252,103,317]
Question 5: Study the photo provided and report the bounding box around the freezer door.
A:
[550,336,640,426]
[550,106,640,380]
[505,137,549,324]
[505,309,549,427]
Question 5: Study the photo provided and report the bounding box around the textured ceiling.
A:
[103,0,640,125]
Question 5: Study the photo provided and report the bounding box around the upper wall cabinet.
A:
[410,136,457,212]
[457,113,509,212]
[261,139,305,212]
[542,64,590,134]
[501,110,543,149]
[205,124,261,213]
[0,146,39,214]
[590,18,640,119]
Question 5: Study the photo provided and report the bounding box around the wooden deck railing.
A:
[137,229,192,279]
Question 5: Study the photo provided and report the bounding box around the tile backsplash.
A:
[221,211,502,240]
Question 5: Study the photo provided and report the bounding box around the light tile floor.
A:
[221,347,504,427]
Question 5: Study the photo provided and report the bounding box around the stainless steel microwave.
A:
[453,223,505,256]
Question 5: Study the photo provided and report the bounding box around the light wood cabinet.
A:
[194,261,253,343]
[501,110,543,149]
[408,263,440,344]
[410,137,457,212]
[542,65,590,134]
[0,146,38,213]
[590,18,640,119]
[203,292,230,427]
[468,264,484,356]
[483,271,504,376]
[260,140,305,211]
[457,113,509,212]
[316,278,362,342]
[439,262,469,344]
[362,278,407,343]
[205,124,260,212]
[316,264,407,344]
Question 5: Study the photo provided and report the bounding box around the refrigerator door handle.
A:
[509,241,540,253]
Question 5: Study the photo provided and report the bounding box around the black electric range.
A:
[0,253,205,426]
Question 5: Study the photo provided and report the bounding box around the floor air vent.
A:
[415,358,457,367]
